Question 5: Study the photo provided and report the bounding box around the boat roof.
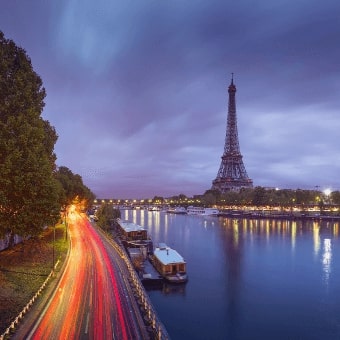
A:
[154,245,185,265]
[118,219,145,232]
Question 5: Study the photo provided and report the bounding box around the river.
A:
[121,209,340,340]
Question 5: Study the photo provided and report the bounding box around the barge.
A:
[151,243,188,283]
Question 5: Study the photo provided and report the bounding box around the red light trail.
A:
[26,212,144,339]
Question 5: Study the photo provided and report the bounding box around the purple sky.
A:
[1,1,340,199]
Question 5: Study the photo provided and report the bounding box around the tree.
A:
[222,190,241,205]
[55,166,95,211]
[331,191,340,205]
[96,203,121,230]
[251,186,267,206]
[0,31,61,238]
[152,196,164,204]
[201,189,220,206]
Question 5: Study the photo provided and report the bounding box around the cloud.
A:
[1,0,340,198]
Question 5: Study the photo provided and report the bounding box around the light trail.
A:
[25,212,144,340]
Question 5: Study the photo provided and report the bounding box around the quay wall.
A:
[97,226,170,340]
[218,211,340,221]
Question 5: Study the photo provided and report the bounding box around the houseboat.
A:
[117,219,148,241]
[151,243,188,283]
[186,206,219,216]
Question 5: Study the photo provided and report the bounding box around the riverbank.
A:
[218,210,340,221]
[0,224,68,334]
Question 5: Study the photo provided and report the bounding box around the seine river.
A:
[121,209,340,340]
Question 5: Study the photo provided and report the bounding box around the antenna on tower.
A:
[231,72,234,85]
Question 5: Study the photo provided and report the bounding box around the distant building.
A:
[212,75,253,192]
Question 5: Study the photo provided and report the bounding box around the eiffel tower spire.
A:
[211,75,253,192]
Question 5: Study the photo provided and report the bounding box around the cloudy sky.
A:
[1,1,340,198]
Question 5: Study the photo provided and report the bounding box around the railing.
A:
[0,260,60,340]
[1,223,170,340]
[102,231,170,340]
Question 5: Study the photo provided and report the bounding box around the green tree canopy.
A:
[331,191,340,205]
[55,166,95,210]
[96,203,121,230]
[0,31,61,237]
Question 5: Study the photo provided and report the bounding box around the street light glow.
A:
[324,188,331,196]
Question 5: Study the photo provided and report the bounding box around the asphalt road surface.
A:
[23,211,149,340]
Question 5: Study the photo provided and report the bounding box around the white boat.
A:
[186,206,219,216]
[167,206,187,214]
[151,243,188,283]
[148,206,161,211]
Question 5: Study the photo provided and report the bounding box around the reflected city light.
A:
[242,219,247,234]
[132,209,137,223]
[164,213,168,229]
[232,220,239,247]
[322,238,332,286]
[313,224,320,257]
[333,223,338,237]
[291,222,296,250]
[141,209,145,226]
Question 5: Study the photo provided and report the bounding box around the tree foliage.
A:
[55,166,95,210]
[96,203,121,230]
[331,191,340,205]
[199,187,327,208]
[0,31,60,237]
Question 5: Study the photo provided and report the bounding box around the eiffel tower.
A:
[211,75,253,192]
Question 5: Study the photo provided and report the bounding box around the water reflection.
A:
[140,209,145,226]
[291,221,297,250]
[223,219,243,339]
[322,238,332,286]
[121,211,340,340]
[162,282,186,295]
[313,223,320,257]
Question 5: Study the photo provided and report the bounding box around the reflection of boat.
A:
[186,206,219,216]
[162,282,186,295]
[151,243,188,283]
[167,207,187,214]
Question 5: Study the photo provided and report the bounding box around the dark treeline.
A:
[95,203,121,231]
[0,31,94,240]
[107,187,340,209]
[199,187,340,207]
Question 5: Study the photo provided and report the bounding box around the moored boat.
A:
[167,206,187,214]
[148,206,161,211]
[186,206,219,216]
[151,243,188,283]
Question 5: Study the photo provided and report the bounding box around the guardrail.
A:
[103,231,170,340]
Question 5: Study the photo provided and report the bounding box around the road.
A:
[26,211,149,339]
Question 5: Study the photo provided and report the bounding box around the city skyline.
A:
[1,1,340,198]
